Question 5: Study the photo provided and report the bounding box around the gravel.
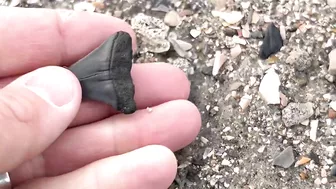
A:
[3,0,336,188]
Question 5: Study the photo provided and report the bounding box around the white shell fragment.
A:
[279,24,286,40]
[310,120,319,141]
[73,1,95,12]
[330,101,336,111]
[239,94,252,111]
[211,11,244,24]
[212,51,226,76]
[230,45,242,59]
[259,68,281,104]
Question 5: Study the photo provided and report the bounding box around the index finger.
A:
[0,7,137,78]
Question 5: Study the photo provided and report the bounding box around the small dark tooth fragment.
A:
[259,23,283,60]
[69,31,137,114]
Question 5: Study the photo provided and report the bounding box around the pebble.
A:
[328,108,336,119]
[257,145,266,153]
[330,165,336,176]
[281,102,314,127]
[314,178,321,185]
[321,177,328,184]
[190,29,201,38]
[273,146,295,168]
[164,10,182,27]
[168,38,190,58]
[259,68,281,104]
[259,23,283,60]
[328,49,336,75]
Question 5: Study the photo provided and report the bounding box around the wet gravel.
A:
[2,0,336,188]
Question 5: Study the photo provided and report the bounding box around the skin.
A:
[0,7,201,189]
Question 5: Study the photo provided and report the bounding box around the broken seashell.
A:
[295,156,311,167]
[212,51,226,76]
[259,68,281,104]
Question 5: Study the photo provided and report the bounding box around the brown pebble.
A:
[328,108,336,119]
[300,172,308,180]
[223,28,238,37]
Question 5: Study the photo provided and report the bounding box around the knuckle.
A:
[0,90,37,124]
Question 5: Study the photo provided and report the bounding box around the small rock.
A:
[280,92,288,107]
[328,108,336,119]
[310,120,319,141]
[175,40,192,51]
[223,28,238,36]
[222,159,231,166]
[190,29,201,38]
[257,145,266,153]
[259,68,281,104]
[314,178,321,185]
[168,38,190,58]
[164,10,182,27]
[286,49,312,71]
[273,146,295,168]
[259,23,283,60]
[330,165,336,176]
[300,172,309,180]
[328,49,336,75]
[282,102,314,127]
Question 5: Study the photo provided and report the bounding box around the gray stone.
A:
[286,49,312,71]
[282,102,314,127]
[273,146,295,168]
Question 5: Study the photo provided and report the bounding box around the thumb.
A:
[0,66,82,173]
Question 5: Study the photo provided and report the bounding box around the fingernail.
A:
[24,67,75,107]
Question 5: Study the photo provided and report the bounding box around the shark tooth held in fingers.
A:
[68,31,137,114]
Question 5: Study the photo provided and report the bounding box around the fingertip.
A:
[165,100,201,151]
[132,63,191,106]
[130,145,178,188]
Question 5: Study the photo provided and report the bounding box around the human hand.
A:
[0,7,201,189]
